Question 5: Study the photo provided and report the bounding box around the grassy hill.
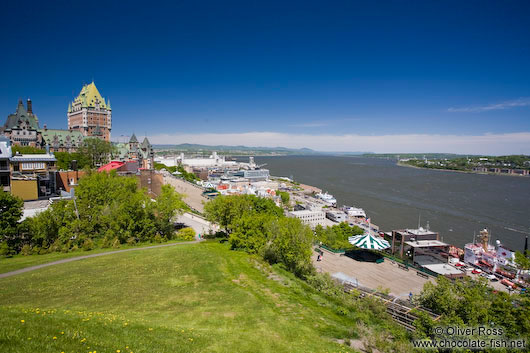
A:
[0,241,409,352]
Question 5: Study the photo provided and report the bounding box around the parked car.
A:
[487,274,498,281]
[472,268,482,274]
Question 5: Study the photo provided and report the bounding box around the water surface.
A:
[252,156,530,251]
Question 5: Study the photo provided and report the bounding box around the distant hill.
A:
[153,143,368,156]
[153,143,371,156]
[362,153,467,160]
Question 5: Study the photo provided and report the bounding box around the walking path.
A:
[163,175,208,213]
[313,249,433,297]
[0,240,202,279]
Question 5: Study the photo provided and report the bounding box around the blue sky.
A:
[1,1,529,153]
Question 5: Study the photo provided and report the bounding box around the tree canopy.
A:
[204,194,314,278]
[4,172,186,255]
[314,222,364,250]
[416,276,530,339]
[0,191,23,255]
[79,138,116,168]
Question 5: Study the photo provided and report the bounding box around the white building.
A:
[288,209,326,228]
[326,210,347,223]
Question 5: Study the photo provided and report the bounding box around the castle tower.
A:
[67,82,112,141]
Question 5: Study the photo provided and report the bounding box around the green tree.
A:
[11,145,46,154]
[153,184,187,238]
[263,217,314,277]
[515,251,530,270]
[204,195,282,235]
[54,151,91,170]
[24,171,185,252]
[276,190,290,205]
[229,213,275,253]
[79,138,115,168]
[0,191,23,254]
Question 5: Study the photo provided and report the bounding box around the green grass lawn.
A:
[0,241,406,352]
[0,239,192,275]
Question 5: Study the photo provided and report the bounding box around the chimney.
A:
[27,99,33,114]
[43,124,47,131]
[46,144,50,154]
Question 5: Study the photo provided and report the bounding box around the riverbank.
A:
[396,161,530,178]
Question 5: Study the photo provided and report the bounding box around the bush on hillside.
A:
[204,194,314,278]
[7,171,185,254]
[176,227,196,241]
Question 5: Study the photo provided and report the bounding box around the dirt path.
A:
[0,240,201,279]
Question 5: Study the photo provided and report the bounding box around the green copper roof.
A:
[40,129,84,147]
[71,82,109,110]
[4,100,40,131]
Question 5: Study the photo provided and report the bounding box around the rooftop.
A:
[405,240,449,248]
[10,154,56,162]
[422,263,465,276]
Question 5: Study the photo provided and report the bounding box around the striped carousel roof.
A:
[348,233,390,250]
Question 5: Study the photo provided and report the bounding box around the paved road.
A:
[175,212,218,236]
[0,240,201,279]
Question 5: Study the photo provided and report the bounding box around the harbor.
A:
[155,152,530,296]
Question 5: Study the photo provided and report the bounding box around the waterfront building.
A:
[67,82,112,141]
[1,99,42,147]
[288,209,326,228]
[391,227,440,258]
[176,151,238,168]
[326,210,347,223]
[342,206,367,219]
[464,229,517,277]
[232,169,270,182]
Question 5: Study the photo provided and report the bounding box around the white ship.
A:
[342,206,367,218]
[315,192,337,206]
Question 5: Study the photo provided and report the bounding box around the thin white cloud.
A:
[288,122,329,128]
[148,131,530,155]
[288,117,361,128]
[448,97,530,112]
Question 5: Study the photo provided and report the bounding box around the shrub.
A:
[154,234,163,243]
[0,242,12,257]
[112,237,121,248]
[20,244,32,256]
[82,239,95,251]
[176,227,196,241]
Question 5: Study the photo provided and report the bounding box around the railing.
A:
[340,281,440,331]
[319,244,346,254]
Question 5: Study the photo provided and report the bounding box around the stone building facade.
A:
[67,82,112,141]
[114,134,154,170]
[1,99,42,147]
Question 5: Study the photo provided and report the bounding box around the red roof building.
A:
[97,161,125,172]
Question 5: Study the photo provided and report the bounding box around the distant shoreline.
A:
[396,161,530,178]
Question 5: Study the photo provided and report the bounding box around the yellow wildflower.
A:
[53,336,57,340]
[20,320,25,323]
[117,350,121,353]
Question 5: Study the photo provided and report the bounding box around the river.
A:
[251,156,530,251]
